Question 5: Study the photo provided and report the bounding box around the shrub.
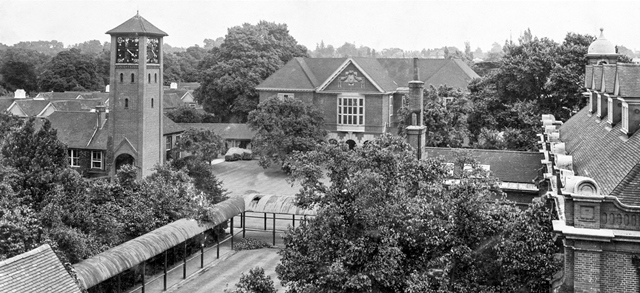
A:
[233,237,271,251]
[224,267,276,293]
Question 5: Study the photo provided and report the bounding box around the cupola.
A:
[586,28,618,65]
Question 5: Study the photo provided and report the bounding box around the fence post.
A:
[163,250,167,290]
[201,232,205,268]
[231,217,234,250]
[292,214,295,228]
[117,274,121,293]
[273,213,276,246]
[141,261,145,293]
[264,213,267,230]
[242,212,246,238]
[216,236,220,259]
[183,241,187,279]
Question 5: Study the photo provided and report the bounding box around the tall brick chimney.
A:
[95,105,107,129]
[405,58,426,159]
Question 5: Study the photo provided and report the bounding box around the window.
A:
[166,135,173,150]
[443,97,454,108]
[124,98,129,109]
[131,73,135,83]
[277,93,294,100]
[151,98,154,108]
[119,73,124,83]
[154,73,157,83]
[148,73,151,83]
[388,96,393,123]
[337,94,364,132]
[68,149,80,167]
[91,151,103,169]
[622,103,629,134]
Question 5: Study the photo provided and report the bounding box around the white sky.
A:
[1,0,639,52]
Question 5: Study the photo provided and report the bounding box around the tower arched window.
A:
[151,98,154,108]
[154,73,157,83]
[124,98,129,109]
[148,73,151,83]
[120,73,123,83]
[131,73,135,83]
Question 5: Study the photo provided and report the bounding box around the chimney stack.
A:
[405,58,426,159]
[95,105,107,129]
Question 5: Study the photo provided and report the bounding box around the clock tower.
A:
[107,13,167,178]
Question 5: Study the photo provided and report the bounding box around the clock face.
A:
[147,37,159,64]
[116,37,139,63]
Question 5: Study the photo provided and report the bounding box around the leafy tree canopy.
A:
[247,96,326,169]
[174,128,225,163]
[38,48,105,92]
[195,21,308,122]
[277,134,560,292]
[166,105,216,123]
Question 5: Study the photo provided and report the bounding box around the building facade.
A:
[256,57,479,148]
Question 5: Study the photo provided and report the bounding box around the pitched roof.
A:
[51,100,102,112]
[36,92,84,100]
[163,92,182,109]
[559,106,640,206]
[106,13,168,36]
[47,111,102,149]
[0,244,82,293]
[14,100,50,116]
[616,64,640,97]
[178,123,256,140]
[257,57,479,92]
[0,99,14,111]
[164,116,183,135]
[425,147,543,183]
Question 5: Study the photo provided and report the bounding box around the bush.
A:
[233,238,271,251]
[224,267,276,293]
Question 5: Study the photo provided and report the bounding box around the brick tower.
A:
[106,13,167,178]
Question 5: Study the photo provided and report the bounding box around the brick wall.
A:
[574,250,601,293]
[602,252,638,292]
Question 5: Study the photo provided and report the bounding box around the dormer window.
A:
[622,102,629,134]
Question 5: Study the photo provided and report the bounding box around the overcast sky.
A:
[1,0,639,52]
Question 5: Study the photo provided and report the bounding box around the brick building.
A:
[542,29,640,292]
[256,57,479,148]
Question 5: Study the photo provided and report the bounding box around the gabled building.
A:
[0,244,82,293]
[256,57,479,147]
[542,29,640,293]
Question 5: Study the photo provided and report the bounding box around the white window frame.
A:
[166,135,173,151]
[69,149,80,167]
[622,102,629,134]
[91,151,103,169]
[443,97,454,108]
[607,97,613,124]
[277,93,294,100]
[337,93,365,132]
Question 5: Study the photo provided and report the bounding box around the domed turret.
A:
[586,28,618,65]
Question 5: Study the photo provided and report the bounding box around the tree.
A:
[276,135,560,292]
[422,85,469,147]
[38,48,104,92]
[0,48,49,93]
[166,105,216,123]
[173,128,225,163]
[225,267,276,293]
[196,21,308,122]
[247,96,326,169]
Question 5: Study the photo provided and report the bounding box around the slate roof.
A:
[46,112,182,150]
[0,244,82,293]
[14,100,50,116]
[0,99,14,111]
[424,147,544,184]
[106,13,168,36]
[559,106,640,206]
[257,57,480,92]
[616,64,640,97]
[51,100,102,112]
[36,92,84,100]
[178,123,256,140]
[163,92,183,109]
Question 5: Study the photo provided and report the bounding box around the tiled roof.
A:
[14,100,50,116]
[559,106,640,206]
[106,14,168,36]
[616,64,640,97]
[177,123,256,140]
[0,99,14,111]
[257,58,479,92]
[164,116,184,135]
[0,244,82,293]
[36,92,85,100]
[424,147,543,183]
[602,64,617,94]
[47,111,102,149]
[163,93,183,109]
[585,65,593,88]
[51,100,102,112]
[593,65,603,91]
